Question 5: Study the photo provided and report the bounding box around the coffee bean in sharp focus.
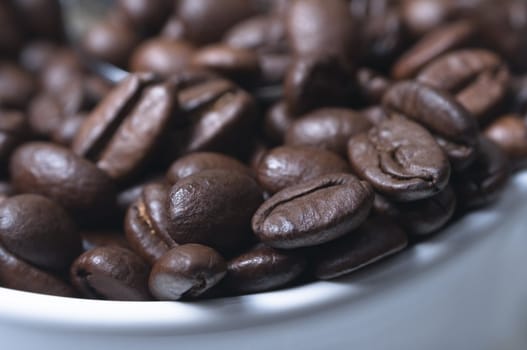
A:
[256,146,352,194]
[348,115,451,202]
[0,194,81,271]
[149,244,227,301]
[383,81,479,170]
[168,169,264,254]
[224,243,306,295]
[10,142,117,221]
[252,173,374,249]
[313,216,408,280]
[484,115,527,170]
[71,246,151,301]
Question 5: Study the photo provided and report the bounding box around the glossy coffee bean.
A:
[10,142,117,220]
[129,38,195,77]
[166,152,251,185]
[453,137,510,210]
[348,115,451,202]
[485,115,527,170]
[0,243,76,297]
[71,246,151,301]
[149,244,227,300]
[263,101,294,145]
[256,146,352,194]
[374,185,457,236]
[313,216,408,280]
[0,194,81,271]
[0,62,35,108]
[252,173,374,249]
[391,20,476,79]
[224,243,306,294]
[177,78,235,114]
[168,169,263,253]
[285,108,372,157]
[383,81,479,170]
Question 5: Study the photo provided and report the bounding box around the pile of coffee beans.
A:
[0,0,526,301]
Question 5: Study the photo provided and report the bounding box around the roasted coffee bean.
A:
[313,216,408,280]
[82,17,138,67]
[286,0,354,59]
[0,243,76,297]
[116,174,163,213]
[453,137,510,210]
[51,114,85,146]
[391,20,476,79]
[284,55,353,116]
[256,146,352,194]
[285,108,372,157]
[0,194,80,271]
[166,152,251,184]
[383,81,479,170]
[0,110,27,172]
[400,0,452,37]
[71,246,151,301]
[39,49,84,96]
[0,62,35,108]
[374,185,457,236]
[252,173,374,249]
[348,115,451,202]
[81,230,129,252]
[168,169,263,253]
[484,115,527,170]
[130,38,195,77]
[73,74,178,181]
[161,15,186,41]
[359,106,389,125]
[117,0,171,29]
[357,68,392,104]
[10,142,116,220]
[176,0,256,45]
[27,93,63,138]
[224,15,287,54]
[224,243,306,294]
[149,244,227,300]
[177,78,235,114]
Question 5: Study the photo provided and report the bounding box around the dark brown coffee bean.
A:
[374,185,457,236]
[191,44,260,87]
[313,216,408,280]
[484,115,527,170]
[417,49,510,121]
[71,246,151,301]
[166,152,251,185]
[452,137,510,210]
[286,0,354,59]
[149,244,226,300]
[264,100,294,145]
[168,169,263,253]
[81,18,138,67]
[224,15,287,53]
[0,243,76,297]
[0,62,35,108]
[177,78,235,114]
[129,38,195,77]
[0,194,81,271]
[51,113,85,146]
[256,146,352,194]
[359,106,389,125]
[10,142,117,220]
[400,0,453,37]
[39,49,84,96]
[391,20,476,79]
[117,0,171,29]
[357,68,392,104]
[285,108,372,157]
[116,174,163,213]
[383,81,479,170]
[348,115,451,202]
[176,0,256,45]
[252,173,374,249]
[284,55,354,116]
[0,110,27,172]
[224,243,306,294]
[27,93,64,138]
[81,230,129,252]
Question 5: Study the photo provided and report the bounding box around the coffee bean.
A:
[484,114,527,170]
[285,108,372,157]
[167,169,263,253]
[224,15,287,54]
[10,142,117,220]
[252,173,374,249]
[39,49,84,96]
[71,246,151,301]
[374,185,457,236]
[177,78,235,114]
[359,106,389,125]
[256,146,351,194]
[27,93,64,138]
[348,115,451,202]
[0,243,76,297]
[0,62,35,108]
[383,81,479,170]
[149,244,226,300]
[117,0,171,30]
[313,216,408,280]
[264,101,294,145]
[224,243,306,294]
[51,113,85,146]
[0,194,81,271]
[161,15,186,41]
[166,152,252,184]
[130,38,195,77]
[116,174,164,213]
[417,49,510,121]
[391,20,476,79]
